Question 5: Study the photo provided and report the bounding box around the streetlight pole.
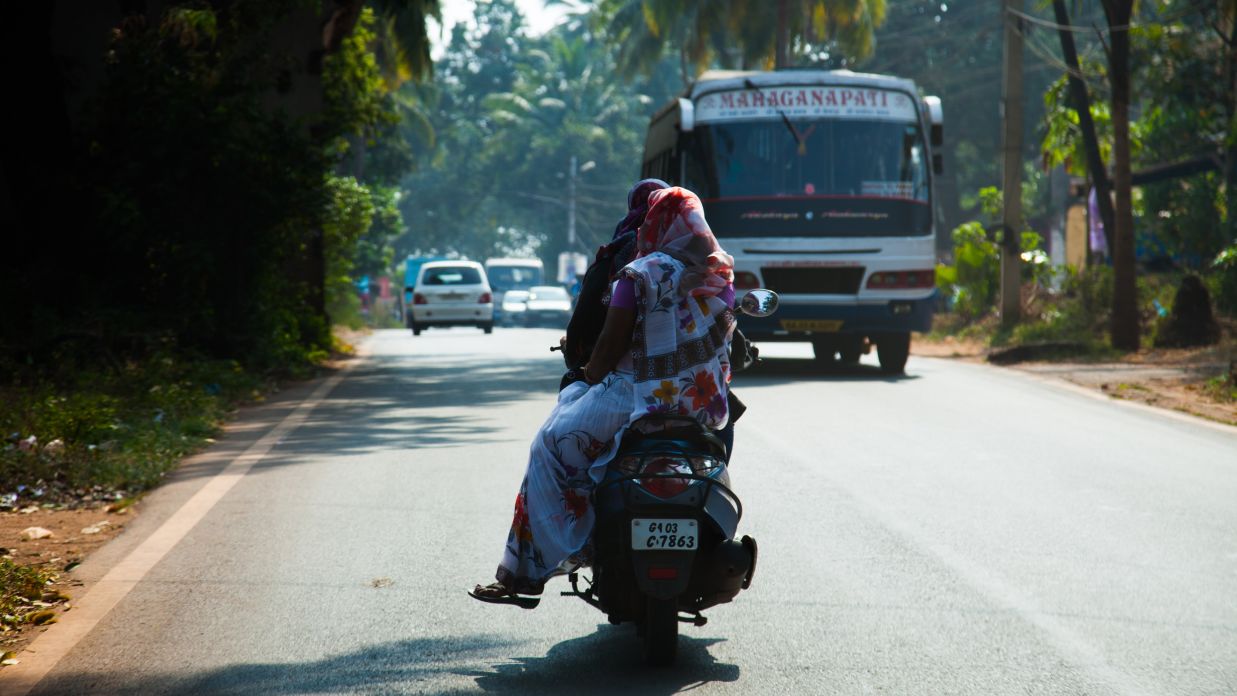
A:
[568,155,577,250]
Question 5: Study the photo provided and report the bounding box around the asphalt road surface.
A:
[6,328,1236,695]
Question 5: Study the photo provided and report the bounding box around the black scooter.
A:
[562,289,778,666]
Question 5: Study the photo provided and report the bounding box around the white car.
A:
[409,261,494,335]
[500,290,530,325]
[522,286,573,328]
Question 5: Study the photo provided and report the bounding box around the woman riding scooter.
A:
[470,187,736,607]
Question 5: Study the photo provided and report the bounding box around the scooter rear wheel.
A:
[643,597,678,666]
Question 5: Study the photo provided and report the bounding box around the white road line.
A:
[0,355,361,696]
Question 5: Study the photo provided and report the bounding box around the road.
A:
[5,328,1236,695]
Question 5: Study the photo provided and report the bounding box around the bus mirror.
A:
[923,96,943,147]
[677,97,695,132]
[933,153,943,175]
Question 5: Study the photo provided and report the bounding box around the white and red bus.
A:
[643,70,943,373]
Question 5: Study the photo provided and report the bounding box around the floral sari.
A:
[495,188,734,592]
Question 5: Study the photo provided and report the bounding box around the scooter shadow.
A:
[466,624,740,694]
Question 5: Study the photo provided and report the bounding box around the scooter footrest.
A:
[678,611,708,627]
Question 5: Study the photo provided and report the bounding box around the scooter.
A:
[561,289,778,666]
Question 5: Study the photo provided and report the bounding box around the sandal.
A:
[468,582,542,609]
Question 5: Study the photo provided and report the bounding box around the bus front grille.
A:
[760,267,866,294]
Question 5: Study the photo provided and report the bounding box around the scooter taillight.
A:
[638,457,693,499]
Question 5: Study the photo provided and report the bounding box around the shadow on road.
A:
[464,624,740,694]
[36,635,514,695]
[171,353,566,483]
[735,356,922,387]
[38,628,738,695]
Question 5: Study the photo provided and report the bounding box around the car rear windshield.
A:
[529,287,569,301]
[423,267,482,285]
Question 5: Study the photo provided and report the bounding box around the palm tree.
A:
[596,0,886,85]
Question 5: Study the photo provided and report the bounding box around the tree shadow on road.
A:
[35,635,516,695]
[36,627,738,695]
[462,623,741,695]
[169,354,566,483]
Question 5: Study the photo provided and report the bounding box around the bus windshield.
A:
[684,118,932,238]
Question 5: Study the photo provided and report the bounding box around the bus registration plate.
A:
[631,519,697,551]
[781,319,844,332]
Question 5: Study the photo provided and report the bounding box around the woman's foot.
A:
[468,582,541,609]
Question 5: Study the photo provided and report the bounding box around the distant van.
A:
[485,258,545,324]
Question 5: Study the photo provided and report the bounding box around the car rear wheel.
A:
[482,323,493,334]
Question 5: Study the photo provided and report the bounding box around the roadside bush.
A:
[0,347,265,505]
[0,559,56,633]
[1214,244,1237,317]
[936,221,1049,322]
[1001,266,1114,349]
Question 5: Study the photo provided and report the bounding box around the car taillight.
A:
[866,270,935,290]
[734,271,760,289]
[413,293,428,305]
[478,292,492,303]
[638,457,693,499]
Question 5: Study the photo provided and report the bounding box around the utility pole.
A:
[999,0,1024,327]
[567,155,577,250]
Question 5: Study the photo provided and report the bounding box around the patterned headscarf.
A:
[635,187,734,298]
[613,178,670,240]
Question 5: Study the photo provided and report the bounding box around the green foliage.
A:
[0,560,57,632]
[936,222,999,320]
[0,1,337,371]
[1214,244,1237,317]
[323,176,377,328]
[936,186,1049,321]
[598,0,887,82]
[1041,70,1116,178]
[0,348,265,499]
[1004,267,1115,350]
[398,2,673,263]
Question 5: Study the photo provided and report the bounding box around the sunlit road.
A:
[11,328,1237,695]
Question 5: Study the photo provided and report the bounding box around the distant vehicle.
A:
[642,69,943,373]
[408,261,493,335]
[499,290,531,325]
[402,255,447,328]
[522,285,572,328]
[485,258,545,324]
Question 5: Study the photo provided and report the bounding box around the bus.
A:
[642,70,943,373]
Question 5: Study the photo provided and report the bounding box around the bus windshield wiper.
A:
[745,78,801,149]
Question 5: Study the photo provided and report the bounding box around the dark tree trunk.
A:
[1223,11,1237,243]
[1103,0,1139,351]
[775,0,789,69]
[1051,0,1114,253]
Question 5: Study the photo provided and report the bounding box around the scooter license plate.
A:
[631,519,697,551]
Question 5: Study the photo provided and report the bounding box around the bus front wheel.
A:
[877,333,910,374]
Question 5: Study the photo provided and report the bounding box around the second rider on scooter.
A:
[470,186,736,607]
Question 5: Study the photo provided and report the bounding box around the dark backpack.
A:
[562,233,634,371]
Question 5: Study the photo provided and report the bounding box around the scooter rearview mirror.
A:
[739,289,778,317]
